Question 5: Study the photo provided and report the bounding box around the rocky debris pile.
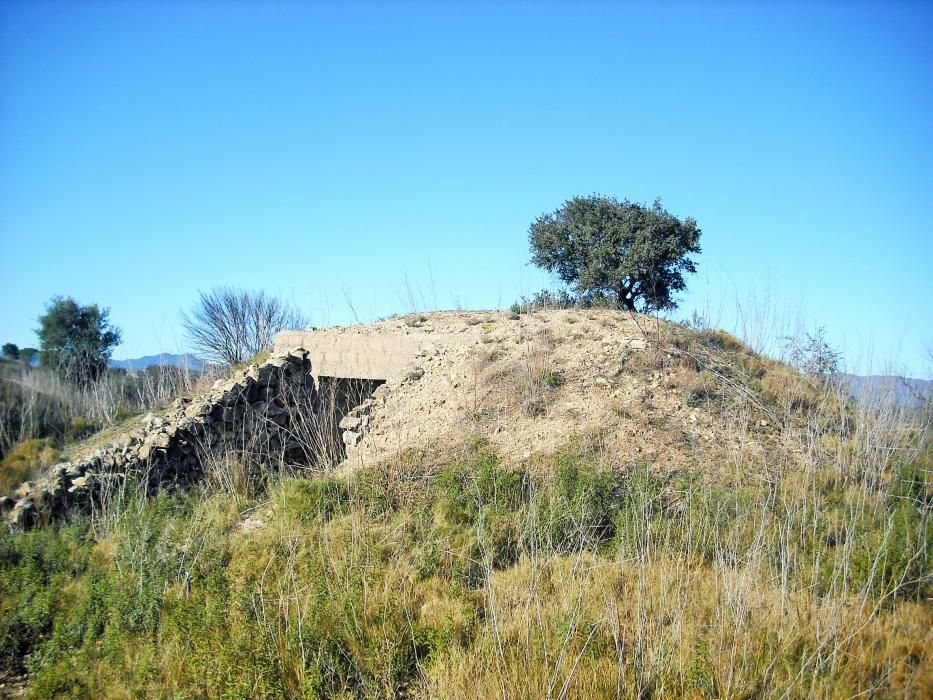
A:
[2,350,315,530]
[339,383,391,450]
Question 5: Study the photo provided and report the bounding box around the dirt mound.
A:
[336,309,777,477]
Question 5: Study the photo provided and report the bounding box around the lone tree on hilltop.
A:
[1,343,19,360]
[37,296,122,382]
[182,287,307,366]
[528,195,702,312]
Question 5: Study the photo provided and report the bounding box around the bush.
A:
[278,476,350,522]
[530,455,622,552]
[0,522,92,676]
[695,329,745,354]
[847,458,931,600]
[438,451,528,525]
[351,466,394,516]
[512,289,579,313]
[541,369,565,389]
[405,314,428,327]
[684,373,717,408]
[0,435,927,698]
[786,326,842,380]
[65,415,98,442]
[519,365,565,418]
[0,438,60,494]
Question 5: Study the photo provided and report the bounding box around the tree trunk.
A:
[616,285,637,311]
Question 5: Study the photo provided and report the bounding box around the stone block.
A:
[339,415,362,430]
[342,430,362,447]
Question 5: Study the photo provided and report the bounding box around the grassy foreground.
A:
[1,437,929,699]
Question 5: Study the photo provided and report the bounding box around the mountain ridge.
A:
[109,353,204,372]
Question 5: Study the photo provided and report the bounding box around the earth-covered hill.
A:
[1,309,929,698]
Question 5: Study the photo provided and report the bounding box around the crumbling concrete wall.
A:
[273,329,449,380]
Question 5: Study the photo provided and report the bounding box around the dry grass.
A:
[424,553,931,699]
[1,313,929,698]
[1,360,206,461]
[0,438,60,494]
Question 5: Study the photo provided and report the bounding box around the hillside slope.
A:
[331,309,782,476]
[1,309,929,699]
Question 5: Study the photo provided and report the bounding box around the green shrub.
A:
[113,405,140,423]
[541,369,565,389]
[351,466,394,516]
[437,462,475,525]
[14,493,237,694]
[438,450,528,525]
[476,457,527,513]
[0,522,92,676]
[405,314,428,328]
[65,415,98,442]
[684,388,706,408]
[1,435,927,697]
[695,329,744,353]
[530,455,622,552]
[278,476,350,522]
[683,372,717,408]
[847,460,931,601]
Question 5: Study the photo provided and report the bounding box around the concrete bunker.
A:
[5,328,448,528]
[274,328,452,461]
[315,376,385,461]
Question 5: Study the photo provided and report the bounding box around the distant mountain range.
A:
[839,374,932,408]
[104,354,929,407]
[109,353,205,372]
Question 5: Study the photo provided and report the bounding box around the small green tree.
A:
[1,343,19,360]
[18,347,38,365]
[36,297,122,381]
[528,195,702,312]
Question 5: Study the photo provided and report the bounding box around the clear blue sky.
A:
[1,1,931,376]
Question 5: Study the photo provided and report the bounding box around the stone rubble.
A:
[4,350,315,530]
[339,383,390,456]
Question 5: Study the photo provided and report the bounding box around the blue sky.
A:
[1,1,930,376]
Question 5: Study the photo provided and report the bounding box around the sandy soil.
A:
[336,309,776,479]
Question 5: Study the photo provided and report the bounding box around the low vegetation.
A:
[0,360,203,492]
[2,443,928,697]
[0,314,929,698]
[0,439,60,495]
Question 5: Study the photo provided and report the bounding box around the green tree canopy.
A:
[1,343,19,360]
[528,195,702,312]
[37,297,122,381]
[18,347,39,365]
